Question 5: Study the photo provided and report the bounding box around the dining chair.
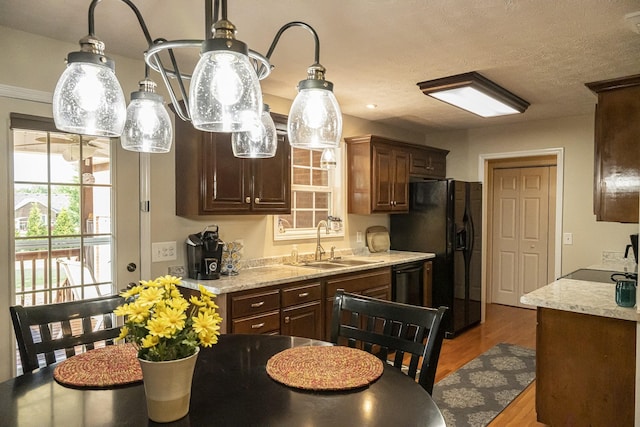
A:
[10,295,124,374]
[330,290,447,394]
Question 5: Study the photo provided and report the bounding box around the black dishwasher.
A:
[392,261,424,306]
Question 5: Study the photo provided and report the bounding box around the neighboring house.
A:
[13,193,67,235]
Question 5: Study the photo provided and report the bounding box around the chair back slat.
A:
[330,290,447,395]
[10,295,124,374]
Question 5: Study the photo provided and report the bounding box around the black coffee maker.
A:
[186,225,223,280]
[625,234,639,264]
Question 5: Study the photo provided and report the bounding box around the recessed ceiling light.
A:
[417,72,529,117]
[366,104,377,109]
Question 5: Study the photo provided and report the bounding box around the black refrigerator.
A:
[390,180,482,338]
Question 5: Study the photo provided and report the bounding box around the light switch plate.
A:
[152,241,177,262]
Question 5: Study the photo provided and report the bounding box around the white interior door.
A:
[491,166,555,308]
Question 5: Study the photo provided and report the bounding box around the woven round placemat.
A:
[53,343,142,389]
[266,346,383,391]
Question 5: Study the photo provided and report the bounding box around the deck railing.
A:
[14,248,81,306]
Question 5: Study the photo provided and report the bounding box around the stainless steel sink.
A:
[299,262,345,269]
[330,259,381,266]
[299,258,382,269]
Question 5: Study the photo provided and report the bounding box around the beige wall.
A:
[426,115,638,274]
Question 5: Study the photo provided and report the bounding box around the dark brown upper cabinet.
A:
[345,135,448,214]
[174,112,291,216]
[586,75,640,223]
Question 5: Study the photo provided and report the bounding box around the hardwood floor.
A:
[435,303,547,426]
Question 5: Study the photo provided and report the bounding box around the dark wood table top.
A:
[0,334,446,427]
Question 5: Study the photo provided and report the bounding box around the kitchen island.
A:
[180,250,435,340]
[521,273,639,426]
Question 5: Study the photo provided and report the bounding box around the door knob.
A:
[126,263,137,272]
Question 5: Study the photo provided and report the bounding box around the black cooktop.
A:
[561,268,637,283]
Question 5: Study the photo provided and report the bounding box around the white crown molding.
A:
[0,84,52,104]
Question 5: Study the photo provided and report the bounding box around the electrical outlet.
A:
[168,265,185,276]
[563,233,573,245]
[356,232,363,243]
[152,241,177,262]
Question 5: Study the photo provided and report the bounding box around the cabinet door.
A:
[593,85,640,222]
[410,148,447,178]
[251,131,291,213]
[324,267,392,340]
[201,132,252,213]
[281,301,322,340]
[391,149,410,212]
[372,144,394,212]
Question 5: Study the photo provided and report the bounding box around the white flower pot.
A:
[138,347,200,423]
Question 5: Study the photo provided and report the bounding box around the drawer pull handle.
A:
[250,301,265,308]
[298,292,310,298]
[251,322,265,329]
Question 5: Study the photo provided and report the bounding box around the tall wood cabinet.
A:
[174,112,291,216]
[586,75,640,223]
[345,135,448,214]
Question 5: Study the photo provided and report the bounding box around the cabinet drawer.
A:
[231,289,280,318]
[232,310,280,334]
[281,282,321,307]
[325,267,391,295]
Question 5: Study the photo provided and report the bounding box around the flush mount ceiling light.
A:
[417,72,529,118]
[52,0,342,156]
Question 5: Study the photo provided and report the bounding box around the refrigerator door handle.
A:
[455,227,467,251]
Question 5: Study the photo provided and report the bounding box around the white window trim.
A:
[273,147,344,241]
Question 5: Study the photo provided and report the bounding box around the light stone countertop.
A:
[520,262,639,322]
[180,250,435,295]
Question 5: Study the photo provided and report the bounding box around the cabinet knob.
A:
[245,197,251,203]
[255,197,260,204]
[284,316,290,324]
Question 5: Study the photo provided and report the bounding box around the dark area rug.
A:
[432,343,536,427]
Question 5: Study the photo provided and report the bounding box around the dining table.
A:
[0,334,446,426]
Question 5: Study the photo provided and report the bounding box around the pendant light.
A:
[52,35,126,137]
[53,0,343,158]
[189,18,262,132]
[121,77,173,153]
[320,147,337,169]
[232,104,277,158]
[288,64,342,149]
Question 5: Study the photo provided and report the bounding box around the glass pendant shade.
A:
[53,61,126,137]
[320,148,337,169]
[121,90,173,153]
[288,84,342,149]
[232,105,277,158]
[189,50,262,132]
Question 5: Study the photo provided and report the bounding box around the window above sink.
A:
[273,146,344,241]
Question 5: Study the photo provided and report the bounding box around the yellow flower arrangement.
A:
[115,275,222,361]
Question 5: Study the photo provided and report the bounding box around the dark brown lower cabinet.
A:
[536,307,635,426]
[281,301,322,339]
[192,266,393,341]
[323,267,392,341]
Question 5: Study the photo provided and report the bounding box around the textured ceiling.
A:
[1,0,640,134]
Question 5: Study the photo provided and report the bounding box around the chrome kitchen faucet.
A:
[315,220,329,261]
